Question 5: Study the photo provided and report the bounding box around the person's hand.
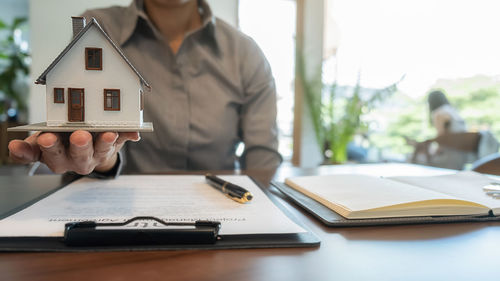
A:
[8,131,140,174]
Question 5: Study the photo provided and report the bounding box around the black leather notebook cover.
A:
[271,181,500,227]
[0,176,320,252]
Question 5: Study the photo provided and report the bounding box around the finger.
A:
[116,132,140,146]
[24,131,41,146]
[26,133,42,160]
[94,132,118,159]
[69,130,94,174]
[8,131,43,163]
[37,132,59,148]
[8,140,37,164]
[37,133,68,173]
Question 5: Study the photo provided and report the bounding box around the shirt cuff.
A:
[240,146,283,170]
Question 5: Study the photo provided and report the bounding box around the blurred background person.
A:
[428,90,466,136]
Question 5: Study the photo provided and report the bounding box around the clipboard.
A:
[63,217,221,246]
[271,181,500,227]
[0,175,320,252]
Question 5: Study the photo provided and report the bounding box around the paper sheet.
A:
[0,175,305,237]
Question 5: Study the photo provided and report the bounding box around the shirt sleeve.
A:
[238,37,283,171]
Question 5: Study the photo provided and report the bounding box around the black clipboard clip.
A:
[64,216,221,246]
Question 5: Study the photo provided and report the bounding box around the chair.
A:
[471,152,500,176]
[409,132,481,170]
[433,132,481,152]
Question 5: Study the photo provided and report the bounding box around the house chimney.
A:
[71,16,86,38]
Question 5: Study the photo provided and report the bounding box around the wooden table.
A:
[1,163,500,281]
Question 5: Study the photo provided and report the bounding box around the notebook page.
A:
[285,174,474,215]
[0,175,305,237]
[389,171,500,214]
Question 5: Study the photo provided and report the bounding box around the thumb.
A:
[116,132,140,146]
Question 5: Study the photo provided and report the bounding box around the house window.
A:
[85,48,102,70]
[54,88,64,103]
[104,89,120,111]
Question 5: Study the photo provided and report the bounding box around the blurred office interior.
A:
[1,0,499,173]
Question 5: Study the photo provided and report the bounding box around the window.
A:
[54,88,64,103]
[104,89,120,111]
[325,0,500,161]
[239,0,296,160]
[85,48,102,70]
[140,89,144,111]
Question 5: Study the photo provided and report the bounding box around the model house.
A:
[10,16,152,132]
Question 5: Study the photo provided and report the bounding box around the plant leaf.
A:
[11,17,27,30]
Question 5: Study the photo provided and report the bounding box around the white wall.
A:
[28,0,238,124]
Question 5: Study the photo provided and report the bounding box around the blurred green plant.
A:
[0,17,30,119]
[298,53,401,163]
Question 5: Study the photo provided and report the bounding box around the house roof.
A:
[35,18,151,91]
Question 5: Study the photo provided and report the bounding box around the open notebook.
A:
[281,171,500,220]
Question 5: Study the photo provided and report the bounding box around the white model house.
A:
[31,16,152,131]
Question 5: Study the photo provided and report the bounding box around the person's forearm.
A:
[241,147,282,171]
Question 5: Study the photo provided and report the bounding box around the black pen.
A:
[205,173,253,204]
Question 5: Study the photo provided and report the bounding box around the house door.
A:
[68,88,84,122]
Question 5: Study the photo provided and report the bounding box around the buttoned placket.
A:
[138,12,199,169]
[166,24,213,169]
[171,44,191,169]
[119,0,234,170]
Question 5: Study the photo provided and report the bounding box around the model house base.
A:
[7,122,154,133]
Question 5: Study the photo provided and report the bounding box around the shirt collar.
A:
[119,0,217,47]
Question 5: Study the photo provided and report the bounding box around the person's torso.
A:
[83,6,253,172]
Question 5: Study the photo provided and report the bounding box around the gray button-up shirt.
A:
[83,0,281,173]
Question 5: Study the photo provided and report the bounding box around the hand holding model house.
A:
[8,17,153,175]
[9,131,139,174]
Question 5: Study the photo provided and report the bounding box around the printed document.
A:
[0,175,305,237]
